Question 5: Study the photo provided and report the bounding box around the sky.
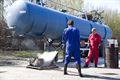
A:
[83,0,120,12]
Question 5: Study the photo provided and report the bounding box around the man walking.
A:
[62,20,83,77]
[84,28,101,67]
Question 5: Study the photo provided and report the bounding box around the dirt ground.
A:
[0,54,120,80]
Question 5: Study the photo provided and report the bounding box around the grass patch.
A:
[14,51,38,58]
[0,50,65,58]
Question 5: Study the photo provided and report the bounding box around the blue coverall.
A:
[62,27,81,65]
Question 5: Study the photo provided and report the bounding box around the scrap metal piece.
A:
[27,51,58,70]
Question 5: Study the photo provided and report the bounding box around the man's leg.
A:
[84,48,93,67]
[76,64,83,77]
[94,48,99,67]
[64,63,68,74]
[74,50,83,77]
[64,49,72,75]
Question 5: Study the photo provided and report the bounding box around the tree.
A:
[45,0,83,16]
[102,10,120,50]
[103,10,120,38]
[0,0,4,20]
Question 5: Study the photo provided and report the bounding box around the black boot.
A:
[83,64,88,68]
[64,64,68,75]
[76,64,83,77]
[95,64,97,68]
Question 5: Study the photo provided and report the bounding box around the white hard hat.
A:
[91,28,96,32]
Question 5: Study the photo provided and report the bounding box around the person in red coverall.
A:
[84,28,101,68]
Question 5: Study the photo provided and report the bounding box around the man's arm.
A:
[88,34,91,47]
[62,30,66,49]
[62,30,66,44]
[76,29,80,45]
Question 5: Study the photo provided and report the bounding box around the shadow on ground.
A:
[83,74,120,80]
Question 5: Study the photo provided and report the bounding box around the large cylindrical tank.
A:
[5,0,112,40]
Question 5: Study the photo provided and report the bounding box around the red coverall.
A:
[85,33,101,65]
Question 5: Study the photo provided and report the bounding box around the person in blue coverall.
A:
[62,20,83,77]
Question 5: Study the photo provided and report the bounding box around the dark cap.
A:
[67,20,74,25]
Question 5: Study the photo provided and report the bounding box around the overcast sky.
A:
[83,0,120,12]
